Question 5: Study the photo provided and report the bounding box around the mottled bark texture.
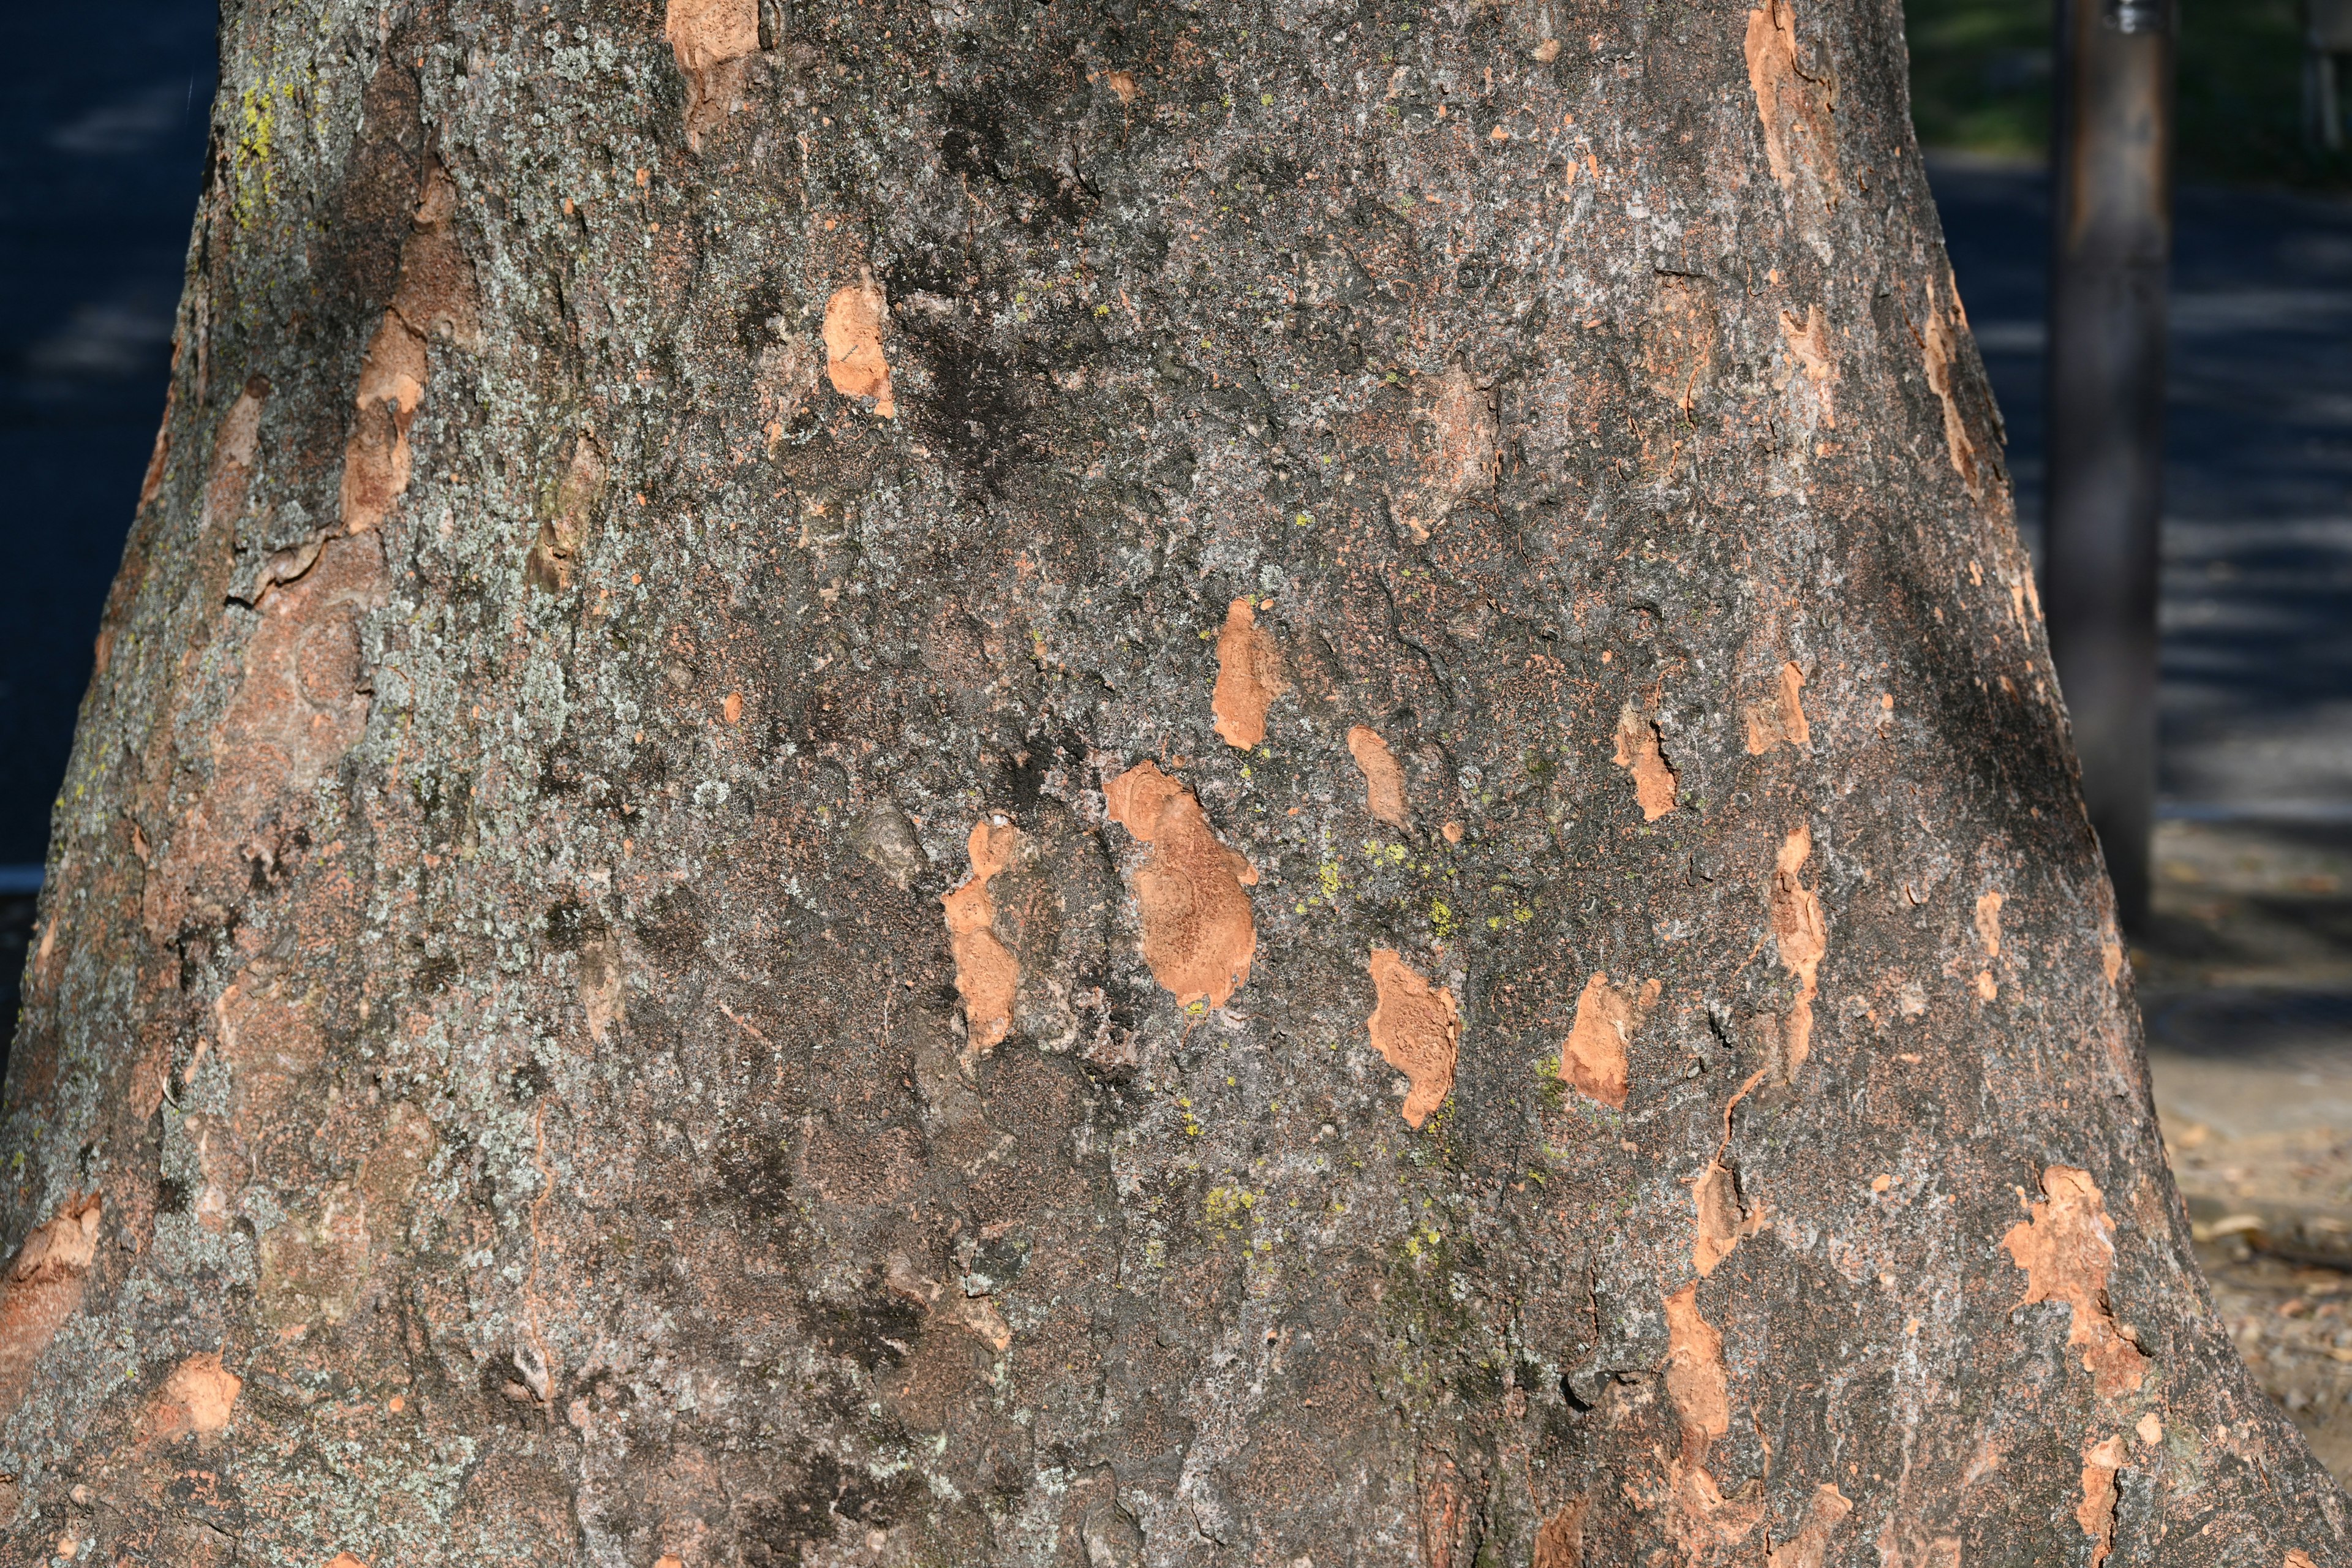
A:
[0,0,2340,1563]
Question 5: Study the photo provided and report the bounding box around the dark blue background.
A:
[0,0,214,1043]
[0,0,216,873]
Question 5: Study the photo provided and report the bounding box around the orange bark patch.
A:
[1211,598,1286,748]
[943,818,1022,1054]
[1694,1159,1765,1278]
[1999,1166,2151,1398]
[665,0,760,145]
[1366,949,1459,1128]
[1975,889,2004,957]
[1923,280,1985,498]
[1389,364,1498,540]
[1106,69,1139,103]
[1745,662,1810,754]
[2076,1434,2127,1568]
[1660,1285,1764,1557]
[1103,761,1257,1008]
[1663,1286,1730,1451]
[342,164,478,535]
[1744,0,1841,197]
[0,1193,100,1422]
[219,533,388,796]
[1613,703,1678,820]
[524,434,609,592]
[1766,1485,1853,1568]
[151,1351,242,1442]
[1347,725,1410,827]
[1420,1453,1471,1568]
[1778,305,1839,425]
[1532,1499,1589,1568]
[341,314,425,534]
[1771,824,1828,1071]
[824,271,896,417]
[203,382,266,535]
[938,1292,1013,1353]
[7,1193,100,1281]
[665,0,757,72]
[1561,971,1657,1108]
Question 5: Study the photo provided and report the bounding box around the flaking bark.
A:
[1,0,2342,1562]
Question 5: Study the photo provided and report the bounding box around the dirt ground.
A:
[2144,818,2352,1485]
[2187,1235,2352,1482]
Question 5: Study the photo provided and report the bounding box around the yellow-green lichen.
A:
[1203,1186,1261,1231]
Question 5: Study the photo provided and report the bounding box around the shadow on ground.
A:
[2142,820,2352,1485]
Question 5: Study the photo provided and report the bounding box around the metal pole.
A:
[2044,0,2175,932]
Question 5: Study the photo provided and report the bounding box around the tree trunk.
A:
[1,0,2339,1562]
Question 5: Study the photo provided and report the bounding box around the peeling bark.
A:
[943,816,1022,1056]
[1212,597,1287,751]
[1,0,2342,1561]
[1346,723,1411,829]
[1365,948,1460,1130]
[1560,970,1656,1110]
[1613,701,1680,821]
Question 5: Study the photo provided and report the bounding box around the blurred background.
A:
[0,0,217,1028]
[1,0,2350,1475]
[1915,0,2352,1477]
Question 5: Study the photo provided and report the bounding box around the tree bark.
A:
[0,0,2340,1563]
